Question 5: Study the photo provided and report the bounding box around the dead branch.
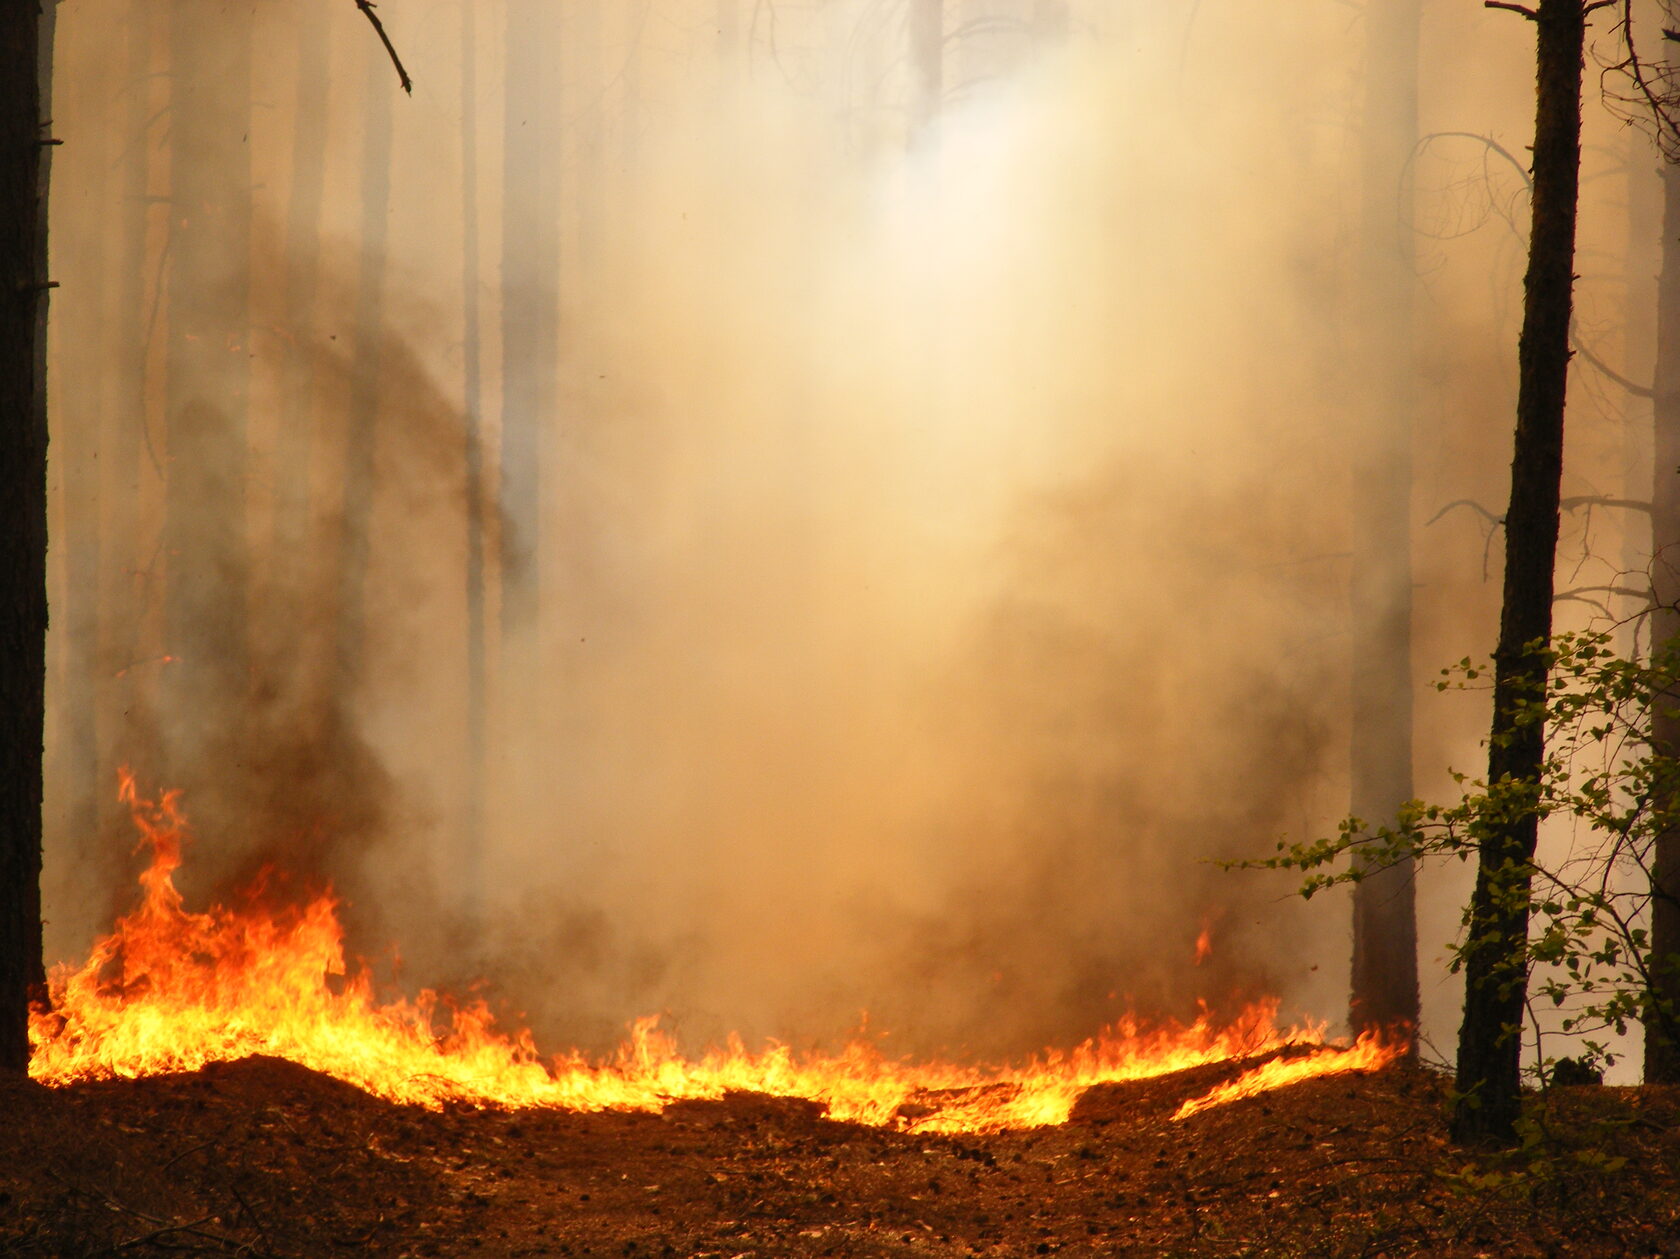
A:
[1571,326,1653,398]
[354,0,412,95]
[1560,494,1653,513]
[1425,499,1501,528]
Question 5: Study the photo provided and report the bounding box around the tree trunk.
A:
[269,6,331,579]
[103,1,160,841]
[335,43,394,692]
[460,0,488,889]
[1644,40,1680,1085]
[57,2,106,878]
[0,0,53,1072]
[499,0,560,645]
[162,0,252,798]
[1452,0,1588,1146]
[1348,0,1421,1044]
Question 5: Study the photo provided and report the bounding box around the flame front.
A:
[29,779,1403,1132]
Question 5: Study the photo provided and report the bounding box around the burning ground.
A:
[5,1056,1680,1257]
[8,781,1680,1257]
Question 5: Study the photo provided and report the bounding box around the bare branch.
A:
[1484,1,1538,17]
[1560,494,1653,515]
[1425,498,1502,528]
[1571,324,1654,398]
[355,0,412,95]
[1605,0,1680,160]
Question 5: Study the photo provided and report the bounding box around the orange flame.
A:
[1194,925,1214,967]
[1172,1032,1401,1121]
[29,778,1402,1132]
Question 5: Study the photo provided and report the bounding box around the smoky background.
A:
[36,0,1658,1066]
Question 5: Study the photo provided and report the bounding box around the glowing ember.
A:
[29,777,1403,1131]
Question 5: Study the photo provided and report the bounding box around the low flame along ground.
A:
[27,774,1401,1132]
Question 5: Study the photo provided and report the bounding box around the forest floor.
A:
[1,1051,1678,1258]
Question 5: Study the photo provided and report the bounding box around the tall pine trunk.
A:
[57,8,107,878]
[104,2,159,840]
[334,43,394,691]
[0,0,52,1073]
[1452,0,1588,1146]
[1348,0,1421,1043]
[1644,36,1680,1085]
[162,1,252,801]
[269,7,331,583]
[460,0,489,890]
[499,1,560,651]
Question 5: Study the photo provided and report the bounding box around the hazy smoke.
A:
[39,0,1651,1064]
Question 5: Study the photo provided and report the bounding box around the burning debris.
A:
[29,778,1402,1133]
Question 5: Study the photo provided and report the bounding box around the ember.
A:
[29,779,1403,1130]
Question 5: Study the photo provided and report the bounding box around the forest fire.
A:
[27,778,1403,1132]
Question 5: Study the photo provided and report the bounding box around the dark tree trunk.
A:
[0,0,53,1073]
[1452,0,1589,1146]
[1645,66,1680,1085]
[1348,0,1421,1044]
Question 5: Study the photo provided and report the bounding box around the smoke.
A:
[38,0,1651,1065]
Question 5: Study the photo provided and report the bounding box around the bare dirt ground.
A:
[2,1052,1677,1258]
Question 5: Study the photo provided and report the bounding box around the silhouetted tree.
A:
[1349,0,1422,1046]
[1645,17,1680,1085]
[335,39,395,690]
[500,0,560,647]
[1452,0,1610,1147]
[270,8,332,579]
[0,0,54,1075]
[161,0,253,812]
[460,0,490,897]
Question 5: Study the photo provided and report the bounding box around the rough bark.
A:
[1646,56,1680,1084]
[0,0,52,1072]
[1349,0,1421,1044]
[1452,0,1588,1146]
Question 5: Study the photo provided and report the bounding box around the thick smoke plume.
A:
[38,0,1651,1063]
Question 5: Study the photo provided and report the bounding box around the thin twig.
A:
[355,0,413,95]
